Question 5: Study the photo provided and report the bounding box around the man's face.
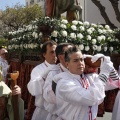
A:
[43,44,57,64]
[0,49,8,60]
[66,51,85,75]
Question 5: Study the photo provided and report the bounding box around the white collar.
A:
[44,60,55,67]
[59,63,68,72]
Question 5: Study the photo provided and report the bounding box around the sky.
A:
[0,0,25,10]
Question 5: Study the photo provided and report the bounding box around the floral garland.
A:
[6,17,120,55]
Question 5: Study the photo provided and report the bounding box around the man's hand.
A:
[12,85,21,96]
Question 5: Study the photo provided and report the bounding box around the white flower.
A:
[60,24,67,29]
[97,46,101,51]
[104,47,107,51]
[101,35,106,40]
[98,29,103,34]
[83,21,90,26]
[85,46,90,51]
[87,29,92,34]
[51,31,58,37]
[34,33,38,39]
[70,33,76,39]
[71,25,77,30]
[78,21,83,25]
[40,44,43,48]
[109,47,113,52]
[97,36,102,42]
[92,39,96,44]
[61,19,68,24]
[79,26,85,31]
[61,30,67,37]
[39,32,43,37]
[72,20,78,25]
[20,44,23,49]
[28,25,32,31]
[91,23,97,27]
[98,24,103,28]
[87,35,91,40]
[90,27,95,32]
[105,25,110,29]
[77,33,83,39]
[79,44,84,50]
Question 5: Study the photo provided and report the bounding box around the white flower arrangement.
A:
[6,17,120,55]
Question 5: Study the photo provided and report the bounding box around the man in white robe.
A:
[0,47,9,82]
[43,43,73,120]
[53,46,115,120]
[27,40,57,120]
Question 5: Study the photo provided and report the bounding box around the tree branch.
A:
[91,0,117,28]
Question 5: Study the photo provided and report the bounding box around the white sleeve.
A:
[43,71,56,104]
[57,76,105,106]
[105,79,119,91]
[27,67,44,96]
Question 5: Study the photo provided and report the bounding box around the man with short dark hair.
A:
[53,46,115,120]
[27,40,57,120]
[43,43,73,120]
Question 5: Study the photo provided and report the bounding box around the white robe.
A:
[43,63,68,120]
[0,57,9,82]
[27,60,55,120]
[54,71,106,120]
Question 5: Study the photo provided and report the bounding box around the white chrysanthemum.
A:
[79,44,84,50]
[87,35,91,40]
[97,36,102,42]
[92,39,96,44]
[101,35,106,40]
[32,32,36,37]
[60,24,67,29]
[61,19,68,24]
[72,20,78,25]
[90,27,95,32]
[93,45,97,50]
[107,29,113,33]
[34,33,38,39]
[83,21,90,26]
[40,44,43,48]
[71,25,77,30]
[98,29,103,34]
[104,47,107,52]
[51,31,58,37]
[87,29,92,34]
[39,32,43,37]
[91,23,97,27]
[105,25,110,29]
[85,46,90,51]
[109,47,113,52]
[28,25,32,31]
[8,45,13,50]
[80,26,85,31]
[98,24,103,28]
[102,29,107,34]
[77,33,83,39]
[70,33,76,39]
[78,21,83,25]
[20,44,23,49]
[61,30,67,37]
[97,46,101,51]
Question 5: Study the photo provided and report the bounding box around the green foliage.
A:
[0,4,43,31]
[0,37,8,47]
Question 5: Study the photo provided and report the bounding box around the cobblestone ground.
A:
[97,112,112,120]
